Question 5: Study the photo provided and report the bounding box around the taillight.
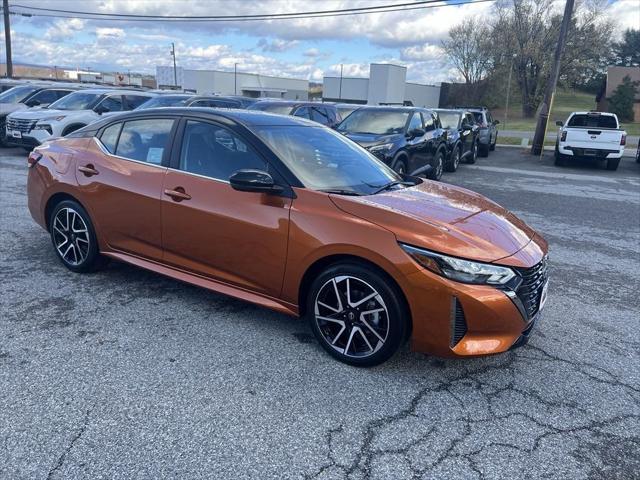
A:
[560,130,567,142]
[620,134,626,146]
[27,151,42,168]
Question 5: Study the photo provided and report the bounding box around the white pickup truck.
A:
[555,111,626,171]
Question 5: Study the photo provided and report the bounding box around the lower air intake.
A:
[451,298,467,347]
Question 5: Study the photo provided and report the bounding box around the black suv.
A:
[434,109,479,171]
[248,101,341,128]
[336,106,448,181]
[457,106,499,157]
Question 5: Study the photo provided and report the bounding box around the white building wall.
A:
[404,83,441,108]
[367,64,407,105]
[323,77,369,102]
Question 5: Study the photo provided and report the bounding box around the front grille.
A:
[513,257,549,320]
[6,117,37,134]
[450,297,467,347]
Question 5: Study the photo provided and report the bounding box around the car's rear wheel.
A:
[49,200,107,273]
[428,150,444,181]
[467,142,477,164]
[307,263,407,366]
[606,158,620,171]
[490,134,497,151]
[444,146,460,172]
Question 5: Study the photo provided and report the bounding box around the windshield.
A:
[567,114,618,129]
[337,106,359,119]
[49,92,101,111]
[249,103,294,115]
[437,112,461,129]
[135,95,191,110]
[254,125,402,195]
[337,110,409,135]
[0,85,40,104]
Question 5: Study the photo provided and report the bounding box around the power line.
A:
[9,0,495,22]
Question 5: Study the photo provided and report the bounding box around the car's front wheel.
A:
[307,263,407,366]
[428,150,444,181]
[467,142,478,164]
[444,146,460,172]
[49,200,107,273]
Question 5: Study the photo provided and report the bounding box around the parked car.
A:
[333,103,361,120]
[5,89,155,148]
[459,106,499,157]
[248,100,341,128]
[26,107,549,366]
[0,84,80,146]
[135,94,244,110]
[434,109,479,171]
[220,95,260,108]
[636,142,639,163]
[336,106,448,180]
[554,111,626,171]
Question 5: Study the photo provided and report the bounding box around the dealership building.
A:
[323,63,440,108]
[156,66,308,100]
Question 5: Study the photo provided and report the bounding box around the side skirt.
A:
[103,251,299,317]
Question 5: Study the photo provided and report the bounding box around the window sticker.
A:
[146,147,164,164]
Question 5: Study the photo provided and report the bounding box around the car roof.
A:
[253,100,336,108]
[350,105,432,113]
[85,107,321,129]
[68,88,154,96]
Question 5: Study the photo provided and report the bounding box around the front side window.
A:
[99,96,124,112]
[99,123,122,154]
[125,95,150,109]
[311,107,330,125]
[179,121,267,181]
[255,125,401,195]
[115,119,174,164]
[28,90,59,105]
[337,110,410,135]
[293,106,311,119]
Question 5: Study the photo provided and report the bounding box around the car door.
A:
[460,114,473,155]
[161,118,292,297]
[75,117,176,261]
[403,112,428,174]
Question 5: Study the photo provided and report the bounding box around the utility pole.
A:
[170,42,177,88]
[531,0,574,156]
[3,0,13,78]
[234,62,238,95]
[339,63,343,100]
[504,54,517,129]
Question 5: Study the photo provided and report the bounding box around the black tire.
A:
[478,143,489,157]
[49,199,108,273]
[444,145,460,172]
[606,158,620,171]
[392,156,408,175]
[307,262,407,367]
[428,150,444,181]
[0,118,7,147]
[489,134,497,151]
[467,142,477,164]
[554,144,566,166]
[62,124,86,136]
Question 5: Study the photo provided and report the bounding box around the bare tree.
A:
[442,18,493,85]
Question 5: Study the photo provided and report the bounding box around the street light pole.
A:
[3,0,13,78]
[504,54,517,129]
[234,62,238,95]
[531,0,574,156]
[171,42,178,88]
[339,63,343,100]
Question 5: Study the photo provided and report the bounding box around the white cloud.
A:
[257,38,299,52]
[96,28,126,39]
[605,0,640,35]
[400,44,444,62]
[44,18,85,41]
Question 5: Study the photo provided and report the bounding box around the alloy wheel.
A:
[314,275,389,358]
[52,207,90,266]
[453,149,460,169]
[435,154,443,179]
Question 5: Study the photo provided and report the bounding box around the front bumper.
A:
[405,244,548,358]
[5,127,51,147]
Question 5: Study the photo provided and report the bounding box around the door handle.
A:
[164,187,191,202]
[78,164,99,176]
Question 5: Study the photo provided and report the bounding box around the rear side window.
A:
[293,106,311,119]
[311,107,330,125]
[125,95,151,109]
[115,119,174,165]
[99,123,122,154]
[99,96,124,112]
[29,90,59,105]
[179,120,267,181]
[472,112,483,124]
[423,113,435,131]
[567,114,617,129]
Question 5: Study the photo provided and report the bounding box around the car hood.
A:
[330,181,536,264]
[343,132,402,148]
[0,103,28,117]
[8,108,85,120]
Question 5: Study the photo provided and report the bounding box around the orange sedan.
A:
[27,108,548,366]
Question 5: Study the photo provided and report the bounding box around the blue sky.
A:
[2,0,638,84]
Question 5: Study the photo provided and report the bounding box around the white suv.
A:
[6,89,155,148]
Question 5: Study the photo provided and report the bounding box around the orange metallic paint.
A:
[27,131,548,359]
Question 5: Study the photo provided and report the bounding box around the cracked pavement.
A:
[1,147,639,479]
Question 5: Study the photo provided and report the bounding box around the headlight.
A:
[400,243,517,286]
[41,115,66,122]
[369,142,394,152]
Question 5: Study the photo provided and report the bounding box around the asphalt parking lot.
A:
[1,146,639,479]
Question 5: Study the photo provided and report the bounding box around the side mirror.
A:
[555,120,563,127]
[407,127,425,139]
[493,120,500,125]
[229,169,283,194]
[25,99,41,107]
[94,104,108,115]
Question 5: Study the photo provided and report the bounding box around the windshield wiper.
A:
[320,189,363,196]
[370,180,415,195]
